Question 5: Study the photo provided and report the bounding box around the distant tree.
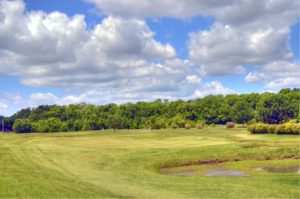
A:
[5,89,300,133]
[108,112,122,132]
[231,100,254,127]
[13,119,32,133]
[13,108,31,119]
[256,93,297,124]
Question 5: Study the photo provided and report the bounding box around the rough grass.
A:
[0,127,299,198]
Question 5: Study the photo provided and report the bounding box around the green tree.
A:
[256,93,297,124]
[231,100,254,126]
[13,119,32,133]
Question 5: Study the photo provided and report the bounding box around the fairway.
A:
[0,127,299,198]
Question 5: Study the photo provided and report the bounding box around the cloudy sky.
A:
[0,0,299,116]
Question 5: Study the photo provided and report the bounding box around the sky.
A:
[0,0,299,116]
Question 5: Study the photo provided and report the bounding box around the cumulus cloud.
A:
[29,93,58,106]
[186,75,201,84]
[188,23,292,76]
[86,0,299,26]
[85,0,235,18]
[245,72,267,83]
[245,61,300,89]
[193,81,235,98]
[266,77,300,89]
[185,0,298,77]
[0,0,186,94]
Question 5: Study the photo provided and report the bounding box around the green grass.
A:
[0,126,299,198]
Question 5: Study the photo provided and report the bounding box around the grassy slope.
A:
[0,127,299,198]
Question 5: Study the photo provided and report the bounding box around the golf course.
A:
[0,126,299,198]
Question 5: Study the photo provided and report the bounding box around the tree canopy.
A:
[1,88,299,133]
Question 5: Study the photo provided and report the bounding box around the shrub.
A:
[287,119,297,124]
[196,122,205,129]
[267,125,276,134]
[274,124,285,134]
[226,122,235,128]
[248,123,300,135]
[291,123,300,134]
[280,123,300,135]
[247,123,268,134]
[170,122,180,129]
[185,123,191,129]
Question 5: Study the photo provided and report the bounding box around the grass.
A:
[0,126,299,198]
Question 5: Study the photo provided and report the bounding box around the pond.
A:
[160,162,300,177]
[255,165,300,173]
[160,167,248,177]
[160,168,195,176]
[204,170,248,176]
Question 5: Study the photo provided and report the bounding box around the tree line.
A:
[1,88,299,133]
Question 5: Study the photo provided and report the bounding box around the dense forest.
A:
[0,88,299,133]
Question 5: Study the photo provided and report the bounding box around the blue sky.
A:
[0,0,299,116]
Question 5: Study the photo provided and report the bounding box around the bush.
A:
[170,122,180,129]
[291,123,300,134]
[267,124,276,134]
[185,123,191,129]
[248,123,269,134]
[274,124,286,134]
[226,122,235,128]
[196,123,204,129]
[248,123,300,135]
[287,119,297,124]
[196,122,205,129]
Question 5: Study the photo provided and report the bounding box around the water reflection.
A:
[204,170,248,176]
[256,165,300,173]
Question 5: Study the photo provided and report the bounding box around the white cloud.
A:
[186,75,201,84]
[0,0,298,116]
[0,0,187,94]
[0,79,234,116]
[29,93,58,106]
[245,72,267,83]
[86,0,299,27]
[188,23,292,76]
[0,102,8,110]
[266,77,300,89]
[245,61,300,89]
[193,81,235,98]
[85,0,235,18]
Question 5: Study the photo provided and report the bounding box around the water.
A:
[160,164,300,177]
[204,170,248,177]
[160,168,248,177]
[160,168,196,176]
[255,165,300,173]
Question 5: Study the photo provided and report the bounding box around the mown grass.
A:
[0,126,299,198]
